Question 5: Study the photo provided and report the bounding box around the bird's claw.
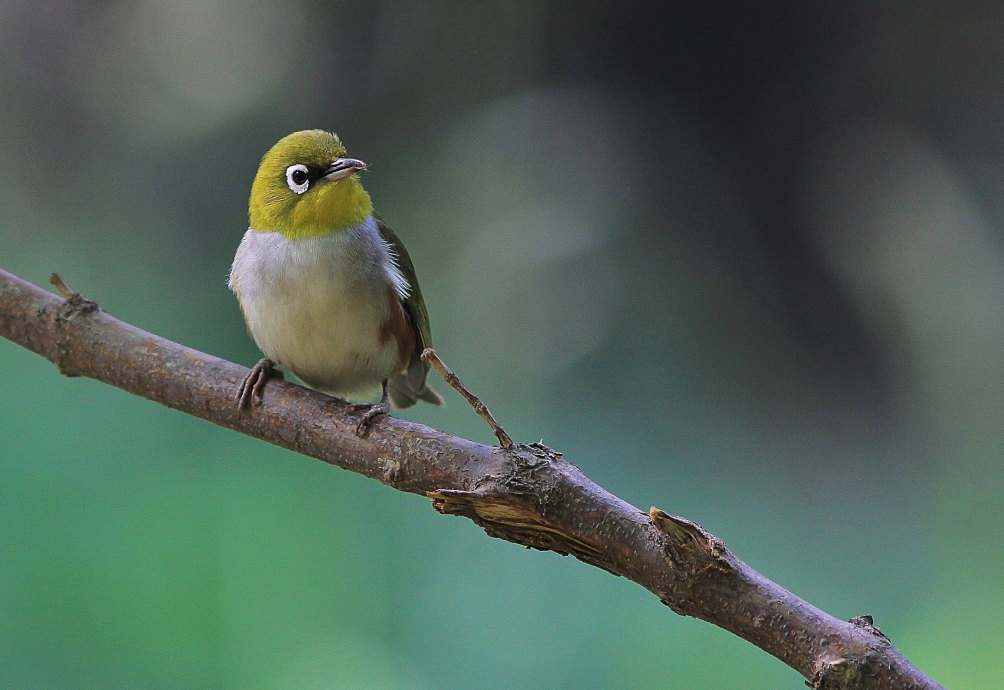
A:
[346,400,390,437]
[237,358,281,409]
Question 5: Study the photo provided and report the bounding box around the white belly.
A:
[229,217,409,399]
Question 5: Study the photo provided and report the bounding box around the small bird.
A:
[229,129,443,433]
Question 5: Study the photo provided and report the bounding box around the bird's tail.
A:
[387,362,445,409]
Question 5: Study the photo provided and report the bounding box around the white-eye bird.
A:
[229,129,443,433]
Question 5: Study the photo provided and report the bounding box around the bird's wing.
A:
[377,217,432,351]
[377,217,444,407]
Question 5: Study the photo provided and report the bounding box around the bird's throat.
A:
[253,177,374,240]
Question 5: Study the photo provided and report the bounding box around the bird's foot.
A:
[345,400,390,437]
[236,358,282,409]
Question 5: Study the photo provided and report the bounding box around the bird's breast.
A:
[229,216,412,399]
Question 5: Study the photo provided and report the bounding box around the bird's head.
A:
[248,130,373,239]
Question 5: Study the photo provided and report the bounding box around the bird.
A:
[229,129,443,434]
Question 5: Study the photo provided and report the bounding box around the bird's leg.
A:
[345,381,391,436]
[236,357,283,409]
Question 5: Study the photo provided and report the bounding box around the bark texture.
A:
[0,268,943,689]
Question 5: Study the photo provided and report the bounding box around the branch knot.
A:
[48,272,99,376]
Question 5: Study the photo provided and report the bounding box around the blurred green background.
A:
[2,2,1002,688]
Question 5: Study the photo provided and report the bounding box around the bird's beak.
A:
[323,157,367,181]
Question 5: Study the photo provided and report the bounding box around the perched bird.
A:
[229,129,443,433]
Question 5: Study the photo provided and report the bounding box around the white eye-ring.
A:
[285,164,311,194]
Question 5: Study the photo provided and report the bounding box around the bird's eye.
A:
[285,164,311,194]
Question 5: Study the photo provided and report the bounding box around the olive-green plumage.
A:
[249,130,375,238]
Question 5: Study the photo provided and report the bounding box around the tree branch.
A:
[0,268,942,689]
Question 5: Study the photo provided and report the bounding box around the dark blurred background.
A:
[3,2,1002,687]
